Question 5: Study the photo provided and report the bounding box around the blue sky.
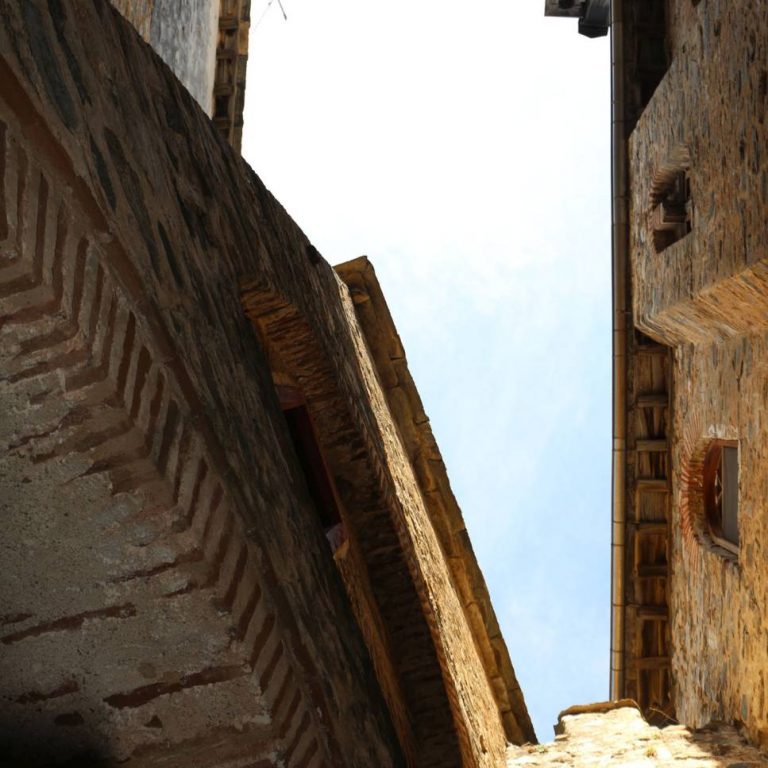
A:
[242,0,611,741]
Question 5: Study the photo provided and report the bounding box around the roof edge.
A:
[334,256,536,745]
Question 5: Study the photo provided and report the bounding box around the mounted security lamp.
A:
[544,0,583,16]
[544,0,610,38]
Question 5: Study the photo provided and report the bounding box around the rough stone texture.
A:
[669,333,768,747]
[110,0,219,114]
[506,703,768,767]
[240,282,467,767]
[0,1,530,765]
[627,0,768,750]
[629,0,768,346]
[110,0,154,38]
[0,2,397,764]
[335,256,535,747]
[0,3,377,767]
[240,262,523,765]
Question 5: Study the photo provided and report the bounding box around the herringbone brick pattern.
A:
[0,115,326,768]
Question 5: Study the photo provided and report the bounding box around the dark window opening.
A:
[703,441,739,551]
[281,401,345,551]
[214,94,230,120]
[652,170,691,252]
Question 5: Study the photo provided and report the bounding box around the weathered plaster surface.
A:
[111,0,218,114]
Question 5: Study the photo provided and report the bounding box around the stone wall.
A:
[627,0,768,749]
[628,0,768,346]
[669,333,768,747]
[0,1,400,765]
[506,702,768,767]
[335,257,534,747]
[0,0,524,765]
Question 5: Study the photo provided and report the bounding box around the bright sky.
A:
[242,0,611,742]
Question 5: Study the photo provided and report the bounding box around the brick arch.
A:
[0,71,330,768]
[678,415,738,566]
[0,0,524,764]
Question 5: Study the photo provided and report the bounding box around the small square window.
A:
[652,169,692,252]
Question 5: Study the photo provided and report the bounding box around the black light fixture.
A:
[578,0,610,38]
[545,0,609,37]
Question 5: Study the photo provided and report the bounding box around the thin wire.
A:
[253,0,275,30]
[253,0,287,31]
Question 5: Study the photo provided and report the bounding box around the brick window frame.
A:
[681,436,739,564]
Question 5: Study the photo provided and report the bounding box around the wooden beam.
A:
[635,605,669,620]
[631,521,668,534]
[630,656,670,670]
[636,393,668,408]
[635,478,669,492]
[635,564,668,578]
[636,439,668,452]
[636,344,668,356]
